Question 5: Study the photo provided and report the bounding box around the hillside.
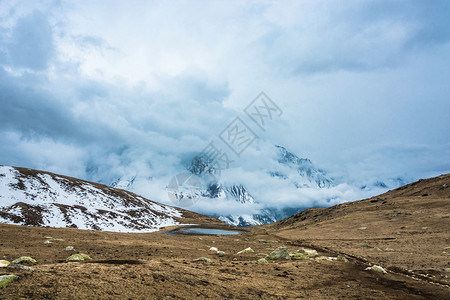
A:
[265,173,450,285]
[0,166,221,232]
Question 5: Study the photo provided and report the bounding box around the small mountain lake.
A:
[166,227,242,236]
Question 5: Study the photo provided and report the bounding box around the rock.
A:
[12,256,37,265]
[358,227,367,230]
[43,240,52,244]
[291,252,309,260]
[64,246,75,251]
[266,247,289,260]
[336,255,349,262]
[259,240,278,244]
[315,256,333,261]
[0,260,10,267]
[257,258,268,263]
[296,247,318,257]
[8,263,33,271]
[0,275,19,289]
[66,253,92,262]
[366,265,387,274]
[193,257,213,263]
[373,247,383,252]
[217,251,225,257]
[209,247,218,252]
[237,247,254,254]
[385,248,395,252]
[360,242,370,248]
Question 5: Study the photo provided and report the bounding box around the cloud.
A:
[0,1,449,216]
[6,11,55,70]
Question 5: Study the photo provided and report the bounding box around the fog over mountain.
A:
[0,1,449,222]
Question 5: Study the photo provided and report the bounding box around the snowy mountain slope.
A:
[0,165,211,232]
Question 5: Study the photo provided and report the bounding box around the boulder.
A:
[0,260,10,268]
[266,247,289,260]
[193,257,213,263]
[296,247,318,257]
[66,253,92,262]
[237,247,254,254]
[0,275,19,288]
[12,256,37,265]
[365,265,387,274]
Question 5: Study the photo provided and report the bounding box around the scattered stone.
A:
[193,257,213,263]
[358,227,367,230]
[43,240,52,244]
[266,247,289,260]
[209,247,218,252]
[365,265,387,274]
[444,268,450,272]
[0,260,10,267]
[44,236,53,239]
[421,227,428,230]
[12,256,37,265]
[237,247,254,254]
[336,255,349,262]
[257,258,268,264]
[0,275,19,289]
[373,247,383,252]
[8,263,33,271]
[360,242,370,248]
[217,251,225,257]
[51,238,65,242]
[64,246,75,251]
[66,253,92,262]
[385,248,395,252]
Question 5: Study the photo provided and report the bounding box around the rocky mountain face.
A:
[0,166,211,232]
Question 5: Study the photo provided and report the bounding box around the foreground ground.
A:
[0,174,449,299]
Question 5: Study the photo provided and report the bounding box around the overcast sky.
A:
[0,0,449,211]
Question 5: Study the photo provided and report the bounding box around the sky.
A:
[0,0,449,214]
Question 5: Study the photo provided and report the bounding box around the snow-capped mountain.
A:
[0,165,210,232]
[102,144,409,227]
[272,145,334,188]
[183,145,335,226]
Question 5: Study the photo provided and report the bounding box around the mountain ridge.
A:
[0,165,221,232]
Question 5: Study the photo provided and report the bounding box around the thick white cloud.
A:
[0,0,449,213]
